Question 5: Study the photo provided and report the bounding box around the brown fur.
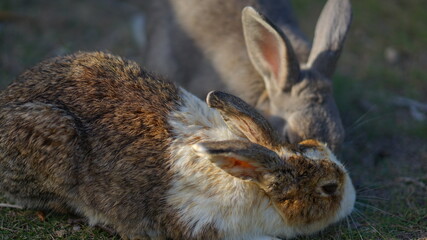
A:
[0,52,189,238]
[271,156,344,227]
[207,91,280,148]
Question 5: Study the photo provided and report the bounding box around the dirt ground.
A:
[0,0,426,239]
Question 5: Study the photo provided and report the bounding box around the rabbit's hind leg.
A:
[0,101,85,212]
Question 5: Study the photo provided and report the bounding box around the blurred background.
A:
[1,0,426,239]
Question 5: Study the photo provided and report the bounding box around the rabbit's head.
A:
[241,0,352,151]
[194,91,355,234]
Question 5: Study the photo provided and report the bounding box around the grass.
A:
[1,0,427,239]
[0,199,120,239]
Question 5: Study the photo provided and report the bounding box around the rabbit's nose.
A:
[268,116,286,134]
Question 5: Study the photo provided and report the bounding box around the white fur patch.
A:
[166,89,298,239]
[335,174,356,222]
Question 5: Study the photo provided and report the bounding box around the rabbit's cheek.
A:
[273,193,342,228]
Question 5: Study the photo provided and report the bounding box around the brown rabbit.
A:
[141,0,352,151]
[0,52,355,239]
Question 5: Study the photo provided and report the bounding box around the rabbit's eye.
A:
[321,183,338,195]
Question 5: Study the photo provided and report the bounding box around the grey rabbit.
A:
[142,0,352,151]
[0,52,355,239]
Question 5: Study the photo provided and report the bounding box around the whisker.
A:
[339,217,345,237]
[345,215,353,239]
[357,195,388,201]
[345,217,354,240]
[347,108,375,131]
[353,209,385,239]
[346,107,397,133]
[357,194,384,199]
[356,185,388,193]
[349,213,363,240]
[347,115,385,133]
[355,202,388,213]
[355,202,415,224]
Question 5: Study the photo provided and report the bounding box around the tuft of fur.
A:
[0,52,355,239]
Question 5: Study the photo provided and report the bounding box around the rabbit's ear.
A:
[207,91,279,148]
[242,6,300,93]
[193,140,282,181]
[307,0,352,78]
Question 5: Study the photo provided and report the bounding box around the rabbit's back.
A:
[0,52,181,149]
[0,52,180,117]
[0,52,184,237]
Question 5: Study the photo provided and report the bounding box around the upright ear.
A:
[242,6,300,94]
[207,91,279,148]
[307,0,352,78]
[193,140,282,181]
